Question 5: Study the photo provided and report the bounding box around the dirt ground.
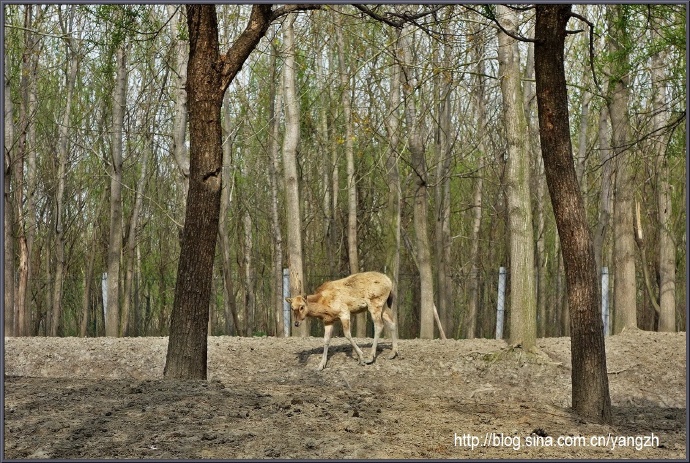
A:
[3,329,686,459]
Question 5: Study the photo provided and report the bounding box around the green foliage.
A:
[3,4,686,338]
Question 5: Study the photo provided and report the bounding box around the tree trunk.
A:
[121,141,149,336]
[384,28,402,339]
[497,4,537,350]
[164,4,273,379]
[268,42,285,337]
[535,4,611,423]
[4,54,16,337]
[335,13,364,337]
[242,209,255,335]
[399,25,435,339]
[105,45,126,337]
[593,106,613,271]
[650,21,676,332]
[465,25,486,339]
[523,37,548,339]
[433,22,454,338]
[167,4,190,201]
[218,94,242,335]
[13,5,39,336]
[607,5,637,333]
[81,222,97,337]
[281,12,309,337]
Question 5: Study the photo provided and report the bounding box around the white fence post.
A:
[601,266,609,336]
[101,272,108,322]
[496,267,506,339]
[282,268,291,337]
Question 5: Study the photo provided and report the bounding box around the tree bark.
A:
[282,12,309,337]
[242,208,255,335]
[465,24,486,339]
[593,105,613,271]
[121,139,149,336]
[399,25,435,339]
[4,54,16,337]
[105,45,126,337]
[497,4,537,349]
[607,5,637,333]
[335,13,364,336]
[433,21,454,338]
[384,27,402,340]
[164,4,273,379]
[218,118,240,335]
[650,20,676,332]
[535,4,611,423]
[268,42,285,337]
[13,5,40,336]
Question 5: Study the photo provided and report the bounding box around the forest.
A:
[3,4,686,342]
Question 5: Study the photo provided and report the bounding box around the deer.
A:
[286,271,398,370]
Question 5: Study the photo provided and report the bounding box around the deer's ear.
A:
[285,297,293,303]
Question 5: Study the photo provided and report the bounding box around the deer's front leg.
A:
[317,323,334,370]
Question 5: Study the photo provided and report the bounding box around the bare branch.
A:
[270,4,322,21]
[568,11,601,95]
[463,4,540,43]
[353,4,403,28]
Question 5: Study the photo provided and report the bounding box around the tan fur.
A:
[286,271,398,370]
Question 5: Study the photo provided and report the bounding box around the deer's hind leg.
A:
[366,305,385,364]
[341,317,366,365]
[382,308,398,359]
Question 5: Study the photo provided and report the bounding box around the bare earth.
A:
[3,330,686,459]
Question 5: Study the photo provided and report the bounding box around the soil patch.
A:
[3,330,686,459]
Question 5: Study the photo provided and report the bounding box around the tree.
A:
[164,4,319,379]
[398,24,436,339]
[496,5,537,349]
[164,4,273,379]
[606,5,637,333]
[335,11,364,337]
[105,44,126,337]
[4,53,16,336]
[650,14,676,332]
[268,41,285,337]
[281,12,309,338]
[534,4,611,422]
[52,8,79,336]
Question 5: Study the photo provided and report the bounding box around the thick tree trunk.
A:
[535,4,611,423]
[607,5,637,333]
[282,12,309,337]
[497,4,537,350]
[165,4,273,379]
[105,45,126,337]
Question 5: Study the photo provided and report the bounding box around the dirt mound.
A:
[3,330,686,459]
